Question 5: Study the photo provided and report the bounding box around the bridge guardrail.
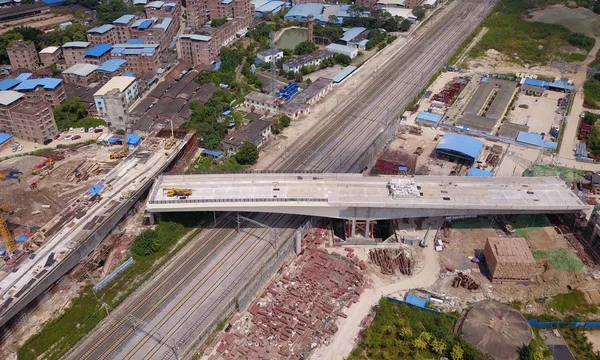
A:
[148,197,329,204]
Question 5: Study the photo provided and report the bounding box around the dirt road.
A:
[311,243,441,360]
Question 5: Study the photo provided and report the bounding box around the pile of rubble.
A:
[214,249,365,359]
[452,272,479,290]
[368,248,414,275]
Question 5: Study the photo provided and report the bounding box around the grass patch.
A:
[561,327,599,359]
[557,52,587,62]
[188,155,248,173]
[548,290,599,314]
[584,75,600,108]
[470,0,590,65]
[348,298,487,360]
[512,214,549,238]
[449,216,494,229]
[533,248,585,272]
[523,164,585,183]
[18,215,207,360]
[509,300,523,310]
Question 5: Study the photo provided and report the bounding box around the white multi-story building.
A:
[93,76,138,130]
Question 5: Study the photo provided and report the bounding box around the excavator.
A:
[0,169,23,183]
[110,131,129,160]
[165,188,192,197]
[0,204,15,253]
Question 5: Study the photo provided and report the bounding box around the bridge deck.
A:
[146,174,589,219]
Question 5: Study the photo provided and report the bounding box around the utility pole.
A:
[235,214,280,256]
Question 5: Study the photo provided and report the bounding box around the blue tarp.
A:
[213,61,221,71]
[202,149,224,158]
[523,78,547,88]
[16,234,26,243]
[222,110,231,116]
[0,248,5,256]
[398,166,408,172]
[516,131,558,150]
[0,132,12,145]
[108,137,122,144]
[405,294,428,308]
[436,133,484,161]
[467,168,494,177]
[127,134,141,146]
[88,182,105,195]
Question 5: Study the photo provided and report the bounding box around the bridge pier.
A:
[345,219,375,239]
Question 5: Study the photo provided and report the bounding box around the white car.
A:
[80,128,85,133]
[64,135,72,140]
[69,127,74,133]
[17,145,23,151]
[97,125,105,129]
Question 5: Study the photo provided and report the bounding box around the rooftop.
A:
[256,0,284,12]
[0,78,21,91]
[284,3,325,19]
[180,33,212,42]
[84,44,113,57]
[87,24,115,34]
[223,119,273,147]
[0,90,24,106]
[111,43,159,55]
[284,50,334,69]
[14,78,63,91]
[246,91,278,104]
[331,65,356,83]
[258,48,283,57]
[94,76,136,96]
[96,59,127,73]
[113,14,136,24]
[154,17,172,30]
[282,77,332,112]
[62,41,91,49]
[435,133,484,160]
[340,27,367,42]
[63,63,99,77]
[39,46,60,54]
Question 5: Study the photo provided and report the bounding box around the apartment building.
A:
[129,17,176,52]
[283,50,334,72]
[87,24,116,45]
[180,16,251,66]
[39,46,62,67]
[7,40,40,71]
[110,44,160,75]
[145,1,181,22]
[62,41,91,67]
[94,76,138,129]
[83,44,113,65]
[0,91,57,143]
[95,59,127,83]
[186,0,254,30]
[14,78,66,107]
[113,14,138,44]
[62,63,99,86]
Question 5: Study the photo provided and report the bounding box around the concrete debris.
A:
[452,272,479,290]
[368,248,413,275]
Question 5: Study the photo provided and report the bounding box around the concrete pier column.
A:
[145,212,156,225]
[351,219,357,238]
[364,220,370,239]
[295,230,302,255]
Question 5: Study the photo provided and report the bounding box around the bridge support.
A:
[345,219,375,239]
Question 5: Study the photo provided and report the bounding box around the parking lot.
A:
[0,128,104,158]
[507,91,565,136]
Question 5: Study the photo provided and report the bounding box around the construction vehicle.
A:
[165,188,192,197]
[32,158,54,175]
[109,130,129,160]
[0,169,23,182]
[0,204,15,253]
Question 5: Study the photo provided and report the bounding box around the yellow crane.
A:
[165,188,192,197]
[0,204,15,253]
[109,130,129,160]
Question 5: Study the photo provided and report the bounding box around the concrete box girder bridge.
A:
[146,174,591,226]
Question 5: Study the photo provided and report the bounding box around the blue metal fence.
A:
[94,257,135,292]
[528,319,600,328]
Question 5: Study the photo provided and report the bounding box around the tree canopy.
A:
[343,10,412,32]
[294,41,317,55]
[235,141,259,165]
[96,0,143,25]
[211,16,228,27]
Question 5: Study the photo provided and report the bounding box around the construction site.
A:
[0,128,197,342]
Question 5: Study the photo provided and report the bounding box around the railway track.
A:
[67,1,496,358]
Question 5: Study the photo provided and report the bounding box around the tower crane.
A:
[0,204,15,253]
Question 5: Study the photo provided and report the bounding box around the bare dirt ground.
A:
[465,49,573,78]
[585,330,600,353]
[528,4,600,37]
[0,14,74,35]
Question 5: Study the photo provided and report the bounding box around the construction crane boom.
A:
[0,204,15,253]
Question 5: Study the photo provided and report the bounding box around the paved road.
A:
[66,0,495,358]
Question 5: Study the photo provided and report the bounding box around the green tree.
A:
[399,18,411,32]
[116,129,126,135]
[235,141,259,165]
[294,41,317,55]
[451,344,464,360]
[419,331,433,345]
[305,78,312,85]
[399,326,413,339]
[328,14,338,23]
[412,337,427,350]
[334,53,352,66]
[348,4,364,18]
[96,0,142,25]
[53,98,88,130]
[413,7,426,20]
[211,16,228,27]
[587,127,600,155]
[431,339,447,355]
[279,114,291,127]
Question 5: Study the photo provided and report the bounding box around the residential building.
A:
[185,0,209,28]
[14,78,66,107]
[95,59,128,83]
[281,77,332,119]
[355,0,378,9]
[0,91,57,143]
[256,48,283,64]
[129,17,176,52]
[283,50,334,73]
[38,46,62,67]
[62,63,99,86]
[325,43,358,58]
[87,24,116,45]
[180,17,252,66]
[186,0,254,30]
[62,41,91,67]
[338,27,368,48]
[110,44,161,75]
[94,76,139,129]
[83,44,113,65]
[222,118,272,155]
[244,92,279,114]
[7,40,40,71]
[113,14,138,44]
[145,1,181,22]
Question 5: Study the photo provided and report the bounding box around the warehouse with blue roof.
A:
[256,1,285,17]
[415,111,442,126]
[467,168,494,177]
[435,133,484,163]
[516,131,558,150]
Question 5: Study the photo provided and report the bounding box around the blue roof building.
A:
[256,1,285,17]
[84,44,113,58]
[14,78,63,91]
[111,43,159,56]
[97,59,128,73]
[404,293,430,308]
[62,41,91,49]
[0,78,21,91]
[126,38,145,44]
[467,168,494,177]
[522,78,547,88]
[113,14,136,24]
[0,133,12,145]
[416,111,442,126]
[15,73,32,81]
[87,24,114,34]
[516,131,558,150]
[284,3,325,21]
[435,133,484,162]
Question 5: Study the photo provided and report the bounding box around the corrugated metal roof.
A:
[146,0,164,7]
[97,59,127,72]
[15,73,32,81]
[127,38,144,44]
[84,44,112,57]
[130,19,145,28]
[203,149,223,157]
[340,27,366,42]
[516,131,558,150]
[405,294,427,308]
[87,24,114,34]
[133,0,147,4]
[180,34,211,41]
[221,0,233,4]
[0,78,21,90]
[325,43,357,57]
[0,132,12,145]
[154,17,172,29]
[331,65,356,83]
[522,78,547,88]
[113,14,136,24]
[40,46,59,54]
[467,168,494,177]
[416,111,442,124]
[138,20,153,30]
[63,63,98,76]
[62,41,90,48]
[284,3,324,20]
[0,90,24,105]
[15,78,62,91]
[436,133,483,160]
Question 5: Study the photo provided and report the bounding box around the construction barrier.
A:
[528,319,600,328]
[94,257,134,292]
